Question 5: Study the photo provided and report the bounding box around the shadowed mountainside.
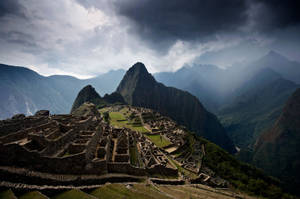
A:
[252,88,300,194]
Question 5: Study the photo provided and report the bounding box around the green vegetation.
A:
[103,111,110,123]
[129,146,138,166]
[199,136,296,199]
[109,112,128,127]
[146,134,171,148]
[0,189,16,199]
[19,191,48,199]
[90,183,170,199]
[101,108,149,133]
[52,189,95,199]
[129,140,143,167]
[167,156,198,179]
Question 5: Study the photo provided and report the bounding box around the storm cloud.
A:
[252,0,300,30]
[115,0,249,50]
[0,0,299,77]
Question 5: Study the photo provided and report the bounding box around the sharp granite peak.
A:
[116,62,236,153]
[116,62,156,105]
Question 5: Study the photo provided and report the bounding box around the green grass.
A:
[52,189,95,199]
[129,144,141,166]
[129,125,149,133]
[146,134,171,148]
[108,111,149,133]
[106,110,170,147]
[19,191,48,199]
[90,184,170,199]
[167,156,198,179]
[0,190,17,199]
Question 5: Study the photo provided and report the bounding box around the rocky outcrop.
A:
[70,85,102,113]
[116,62,236,153]
[70,85,126,114]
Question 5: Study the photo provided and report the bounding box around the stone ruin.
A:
[0,104,177,178]
[137,107,204,174]
[0,103,228,189]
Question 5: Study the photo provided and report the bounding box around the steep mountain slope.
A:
[252,88,300,194]
[219,68,299,148]
[0,63,125,119]
[116,62,236,153]
[155,64,226,113]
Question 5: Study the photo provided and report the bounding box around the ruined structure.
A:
[0,103,177,178]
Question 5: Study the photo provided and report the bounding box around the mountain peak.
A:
[263,50,288,62]
[267,50,280,57]
[116,62,156,104]
[128,62,149,75]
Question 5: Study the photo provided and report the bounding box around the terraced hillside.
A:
[0,183,258,199]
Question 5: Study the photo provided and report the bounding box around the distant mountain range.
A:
[155,51,300,113]
[0,64,125,119]
[219,68,299,148]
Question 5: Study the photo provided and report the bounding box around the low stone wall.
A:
[0,130,29,143]
[0,143,106,174]
[108,163,147,176]
[42,129,78,156]
[85,127,102,163]
[147,164,178,176]
[66,144,86,155]
[114,154,129,162]
[150,178,184,185]
[0,117,47,135]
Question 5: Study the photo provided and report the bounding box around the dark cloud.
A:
[253,0,300,30]
[114,0,249,50]
[0,0,26,18]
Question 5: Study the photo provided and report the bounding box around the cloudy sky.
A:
[0,0,299,78]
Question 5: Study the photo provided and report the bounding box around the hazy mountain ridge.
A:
[219,68,299,148]
[0,63,125,119]
[116,62,236,153]
[154,64,226,113]
[155,51,300,113]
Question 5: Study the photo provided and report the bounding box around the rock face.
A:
[117,62,236,153]
[71,85,101,113]
[34,110,50,117]
[252,88,300,193]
